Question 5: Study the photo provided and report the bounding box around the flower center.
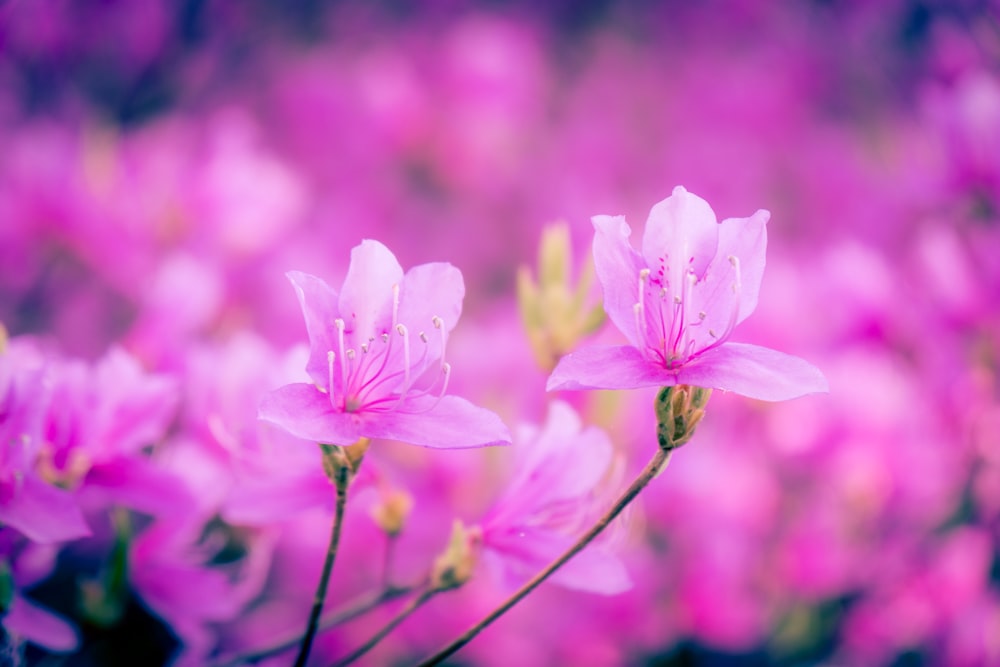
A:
[632,255,742,369]
[324,285,451,413]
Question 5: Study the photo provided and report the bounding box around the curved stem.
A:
[293,451,352,667]
[415,447,672,667]
[333,587,438,667]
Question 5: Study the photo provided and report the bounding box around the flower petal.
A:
[546,345,680,391]
[287,271,341,390]
[678,342,829,401]
[338,240,404,341]
[362,395,511,449]
[3,594,80,652]
[642,186,719,289]
[716,209,769,323]
[258,383,362,444]
[84,458,197,517]
[591,215,646,347]
[0,475,89,544]
[392,261,464,374]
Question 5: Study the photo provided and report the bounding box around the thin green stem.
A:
[415,447,673,667]
[293,451,352,667]
[334,587,438,667]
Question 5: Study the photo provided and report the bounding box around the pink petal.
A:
[287,271,341,390]
[642,186,720,288]
[338,240,404,341]
[0,475,89,544]
[85,458,197,517]
[591,215,646,347]
[716,209,769,323]
[546,345,680,391]
[362,395,511,449]
[396,261,464,367]
[3,594,80,652]
[678,342,829,401]
[223,471,333,524]
[258,383,362,445]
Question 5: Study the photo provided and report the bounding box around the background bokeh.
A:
[2,1,999,665]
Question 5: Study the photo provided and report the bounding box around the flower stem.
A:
[415,446,673,667]
[293,447,353,667]
[333,587,438,667]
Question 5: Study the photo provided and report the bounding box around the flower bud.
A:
[517,223,605,372]
[654,385,711,450]
[430,520,482,592]
[370,486,414,537]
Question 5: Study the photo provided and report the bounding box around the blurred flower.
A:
[477,401,630,595]
[260,240,511,448]
[548,187,827,401]
[0,338,88,544]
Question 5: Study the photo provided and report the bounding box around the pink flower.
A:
[547,187,827,401]
[478,401,630,595]
[259,240,511,448]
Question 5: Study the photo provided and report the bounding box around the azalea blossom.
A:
[547,186,827,401]
[477,401,630,594]
[259,240,511,449]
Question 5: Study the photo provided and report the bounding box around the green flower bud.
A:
[430,520,482,592]
[655,385,711,450]
[517,223,605,372]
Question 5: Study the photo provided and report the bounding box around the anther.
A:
[432,316,443,329]
[419,332,428,343]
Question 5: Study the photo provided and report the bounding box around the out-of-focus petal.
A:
[0,475,89,544]
[85,458,198,517]
[3,594,80,652]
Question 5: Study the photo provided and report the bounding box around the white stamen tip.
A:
[396,324,406,336]
[432,316,443,329]
[335,318,345,331]
[419,332,428,343]
[346,349,356,360]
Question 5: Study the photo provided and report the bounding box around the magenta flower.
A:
[259,240,511,448]
[478,401,630,594]
[547,187,827,401]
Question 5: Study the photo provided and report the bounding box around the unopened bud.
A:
[370,487,414,537]
[518,223,605,372]
[430,520,482,592]
[0,322,7,355]
[655,385,711,450]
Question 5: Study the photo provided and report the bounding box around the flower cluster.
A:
[2,3,999,666]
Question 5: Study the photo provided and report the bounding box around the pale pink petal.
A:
[546,345,679,391]
[716,209,769,323]
[258,383,362,445]
[591,215,645,347]
[678,342,829,401]
[642,186,719,288]
[0,475,89,544]
[287,271,341,390]
[3,594,80,652]
[396,261,464,367]
[338,240,404,341]
[362,395,511,449]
